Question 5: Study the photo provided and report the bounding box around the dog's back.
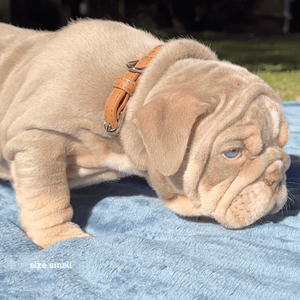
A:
[0,20,161,180]
[0,22,53,86]
[0,23,55,123]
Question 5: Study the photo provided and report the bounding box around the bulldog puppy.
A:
[0,19,290,248]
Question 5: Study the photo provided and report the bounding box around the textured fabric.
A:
[0,101,299,300]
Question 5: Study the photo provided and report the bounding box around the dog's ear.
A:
[133,92,212,176]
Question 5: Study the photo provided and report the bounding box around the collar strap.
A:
[103,45,162,134]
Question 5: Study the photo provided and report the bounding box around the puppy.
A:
[0,19,290,248]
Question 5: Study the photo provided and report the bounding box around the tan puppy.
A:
[0,19,290,248]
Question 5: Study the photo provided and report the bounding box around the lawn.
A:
[256,71,300,102]
[206,38,300,101]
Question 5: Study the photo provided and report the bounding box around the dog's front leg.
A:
[7,130,89,249]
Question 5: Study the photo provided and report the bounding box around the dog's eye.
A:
[222,149,240,160]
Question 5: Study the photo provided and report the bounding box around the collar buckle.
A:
[103,111,125,135]
[126,60,144,73]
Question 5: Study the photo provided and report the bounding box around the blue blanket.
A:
[1,102,300,300]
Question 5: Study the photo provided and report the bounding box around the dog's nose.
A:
[264,160,284,188]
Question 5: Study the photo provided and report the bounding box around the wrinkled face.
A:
[155,95,290,228]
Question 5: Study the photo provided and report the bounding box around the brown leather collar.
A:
[103,45,162,134]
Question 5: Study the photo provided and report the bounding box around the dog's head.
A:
[131,59,290,228]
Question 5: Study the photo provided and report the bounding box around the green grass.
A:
[204,39,300,101]
[256,71,300,102]
[206,39,300,72]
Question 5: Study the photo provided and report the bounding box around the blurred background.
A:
[0,0,299,100]
[1,0,300,36]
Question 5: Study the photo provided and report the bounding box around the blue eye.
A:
[222,149,240,160]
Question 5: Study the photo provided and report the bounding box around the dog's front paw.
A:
[27,222,90,249]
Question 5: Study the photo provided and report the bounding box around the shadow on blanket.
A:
[286,155,300,210]
[71,176,157,229]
